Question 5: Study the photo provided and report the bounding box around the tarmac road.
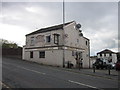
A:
[2,57,119,89]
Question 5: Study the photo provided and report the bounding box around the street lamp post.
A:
[62,0,65,68]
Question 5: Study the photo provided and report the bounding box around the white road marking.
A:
[3,62,46,75]
[0,81,10,88]
[18,66,46,75]
[68,80,97,89]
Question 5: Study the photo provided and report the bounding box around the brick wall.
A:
[2,47,22,59]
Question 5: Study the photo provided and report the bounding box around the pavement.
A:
[2,57,120,89]
[61,68,119,81]
[21,58,119,81]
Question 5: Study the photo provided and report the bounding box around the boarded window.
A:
[36,35,44,43]
[39,51,45,58]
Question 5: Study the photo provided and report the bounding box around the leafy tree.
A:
[0,39,19,48]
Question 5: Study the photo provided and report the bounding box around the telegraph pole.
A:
[62,0,65,68]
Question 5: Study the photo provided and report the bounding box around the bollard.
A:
[108,65,111,75]
[79,63,80,70]
[93,65,95,73]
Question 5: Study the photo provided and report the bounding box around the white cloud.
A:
[0,23,30,46]
[1,2,118,56]
[84,27,118,55]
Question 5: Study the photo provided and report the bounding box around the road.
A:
[2,57,119,89]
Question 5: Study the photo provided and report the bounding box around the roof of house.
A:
[97,49,116,54]
[26,21,74,36]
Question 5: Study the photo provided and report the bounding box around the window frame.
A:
[77,39,79,43]
[39,51,45,58]
[30,37,35,46]
[46,35,51,43]
[86,41,88,46]
[110,53,112,56]
[54,34,59,44]
[30,51,33,58]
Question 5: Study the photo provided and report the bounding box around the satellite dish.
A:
[79,33,83,36]
[79,30,82,32]
[76,24,81,29]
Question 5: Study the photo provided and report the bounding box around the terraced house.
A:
[22,21,90,68]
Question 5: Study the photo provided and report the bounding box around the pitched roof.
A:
[26,21,74,36]
[97,49,116,54]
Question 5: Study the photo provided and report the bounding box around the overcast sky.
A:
[0,1,118,56]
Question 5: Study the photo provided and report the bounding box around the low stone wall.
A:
[2,47,22,59]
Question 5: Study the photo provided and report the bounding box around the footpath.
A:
[3,56,119,81]
[61,67,119,81]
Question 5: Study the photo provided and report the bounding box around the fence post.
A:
[93,65,95,73]
[108,65,111,75]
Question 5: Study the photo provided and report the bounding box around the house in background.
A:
[90,56,97,68]
[97,49,117,63]
[22,21,90,68]
[116,52,120,61]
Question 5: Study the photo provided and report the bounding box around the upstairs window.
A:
[110,53,112,56]
[104,54,106,56]
[39,51,45,58]
[46,35,51,43]
[77,39,79,43]
[86,41,88,46]
[54,34,59,44]
[30,37,35,46]
[36,35,44,43]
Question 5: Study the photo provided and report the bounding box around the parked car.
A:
[108,62,115,69]
[115,60,120,71]
[93,58,115,69]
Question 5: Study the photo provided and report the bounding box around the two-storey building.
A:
[22,21,90,68]
[97,49,117,63]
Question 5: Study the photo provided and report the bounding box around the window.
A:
[30,37,35,45]
[104,54,106,56]
[39,51,45,58]
[72,51,75,56]
[100,53,102,57]
[74,26,76,29]
[86,41,88,46]
[110,53,112,56]
[46,35,51,43]
[77,39,79,43]
[30,51,33,58]
[54,34,59,44]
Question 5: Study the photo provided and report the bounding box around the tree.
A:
[0,39,19,48]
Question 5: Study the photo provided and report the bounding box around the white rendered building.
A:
[22,21,90,68]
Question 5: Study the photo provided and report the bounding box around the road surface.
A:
[2,57,119,89]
